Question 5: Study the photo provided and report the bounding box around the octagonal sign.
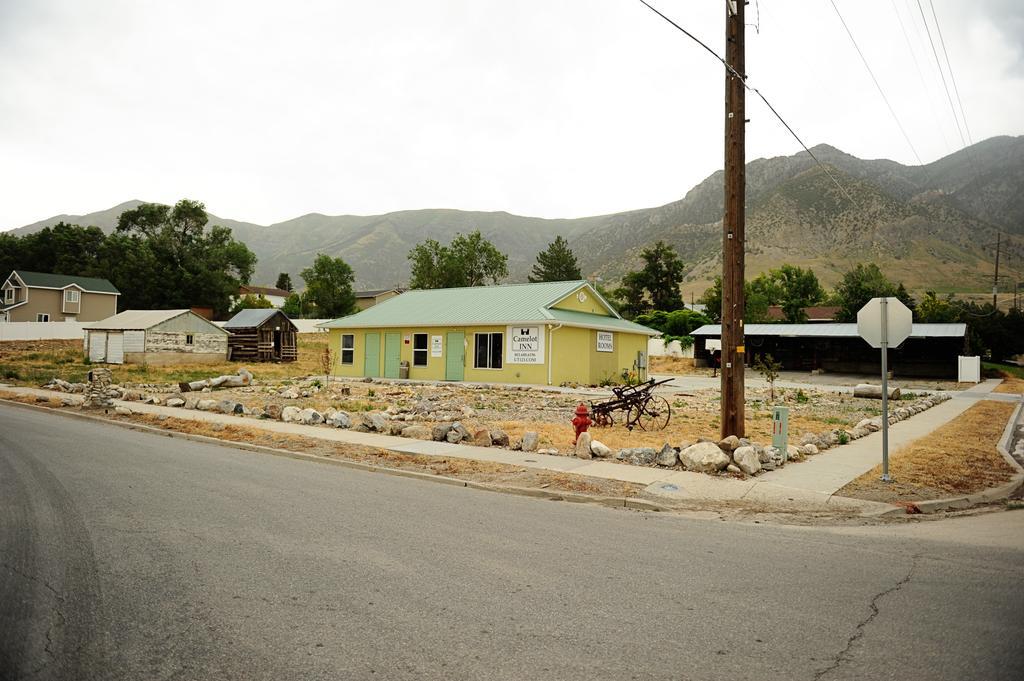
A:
[857,297,913,349]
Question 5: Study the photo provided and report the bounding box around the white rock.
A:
[575,432,593,459]
[679,442,731,474]
[195,399,218,412]
[114,406,133,416]
[281,406,302,423]
[732,446,762,475]
[718,435,740,451]
[590,440,612,458]
[165,398,185,408]
[298,408,323,425]
[521,431,539,452]
[803,443,819,455]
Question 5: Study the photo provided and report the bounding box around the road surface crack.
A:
[813,554,919,680]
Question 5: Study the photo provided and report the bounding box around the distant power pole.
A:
[721,0,746,438]
[992,232,1001,308]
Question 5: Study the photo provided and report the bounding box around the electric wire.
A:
[915,0,966,147]
[927,0,973,145]
[889,0,951,154]
[828,0,925,166]
[635,0,857,205]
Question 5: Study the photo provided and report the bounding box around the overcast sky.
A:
[1,0,1021,229]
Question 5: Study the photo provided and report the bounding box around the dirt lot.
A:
[837,400,1018,504]
[1,336,927,455]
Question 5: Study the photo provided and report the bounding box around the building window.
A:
[64,289,80,303]
[186,334,194,345]
[3,288,13,303]
[413,333,428,367]
[474,332,503,369]
[341,334,354,364]
[36,313,49,322]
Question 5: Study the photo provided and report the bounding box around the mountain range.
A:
[11,135,1024,297]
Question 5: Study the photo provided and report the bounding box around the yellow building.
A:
[319,280,658,386]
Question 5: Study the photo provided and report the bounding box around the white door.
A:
[88,331,107,362]
[106,332,125,364]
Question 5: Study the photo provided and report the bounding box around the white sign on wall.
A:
[507,326,544,364]
[597,331,614,353]
[431,335,443,357]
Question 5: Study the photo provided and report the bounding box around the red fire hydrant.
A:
[572,403,593,443]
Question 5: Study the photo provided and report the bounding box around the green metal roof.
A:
[10,270,120,294]
[319,280,657,335]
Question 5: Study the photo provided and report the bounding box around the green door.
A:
[445,332,465,381]
[363,332,380,377]
[384,333,401,378]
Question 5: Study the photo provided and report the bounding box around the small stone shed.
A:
[83,309,229,365]
[223,308,298,362]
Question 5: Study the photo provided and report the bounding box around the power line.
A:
[927,0,973,145]
[828,0,924,166]
[888,0,951,154]
[635,0,857,204]
[915,0,966,147]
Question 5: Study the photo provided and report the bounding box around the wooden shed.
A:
[83,309,229,365]
[224,309,298,362]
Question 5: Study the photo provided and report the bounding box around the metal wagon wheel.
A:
[628,395,671,431]
[592,408,615,427]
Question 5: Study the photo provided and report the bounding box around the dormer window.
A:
[3,288,12,303]
[65,289,80,303]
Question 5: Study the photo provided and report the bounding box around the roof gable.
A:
[224,308,296,330]
[11,270,120,294]
[547,282,618,318]
[319,281,657,335]
[84,309,228,335]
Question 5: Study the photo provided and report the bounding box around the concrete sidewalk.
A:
[1,381,1002,513]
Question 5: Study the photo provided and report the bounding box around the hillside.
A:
[10,136,1023,295]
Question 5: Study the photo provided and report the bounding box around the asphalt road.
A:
[2,403,1022,681]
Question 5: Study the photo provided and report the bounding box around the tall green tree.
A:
[750,265,826,322]
[915,291,960,322]
[230,294,274,315]
[613,241,686,316]
[832,263,914,322]
[529,236,582,282]
[275,272,293,292]
[408,230,508,289]
[115,199,256,317]
[300,253,357,318]
[699,276,770,323]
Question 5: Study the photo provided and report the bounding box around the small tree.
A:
[276,272,293,292]
[529,236,582,282]
[754,353,782,401]
[320,345,336,385]
[408,230,508,289]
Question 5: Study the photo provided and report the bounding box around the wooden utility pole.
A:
[992,232,1001,308]
[721,0,746,438]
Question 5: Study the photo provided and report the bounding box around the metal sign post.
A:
[857,296,912,484]
[880,298,890,481]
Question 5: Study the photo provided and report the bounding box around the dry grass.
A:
[993,377,1024,394]
[648,356,701,375]
[838,400,1018,503]
[0,334,328,386]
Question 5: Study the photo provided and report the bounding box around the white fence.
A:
[647,337,720,358]
[0,321,87,341]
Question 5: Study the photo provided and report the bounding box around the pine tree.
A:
[529,236,582,282]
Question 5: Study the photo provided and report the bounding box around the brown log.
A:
[852,384,900,400]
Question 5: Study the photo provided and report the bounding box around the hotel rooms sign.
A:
[507,326,544,364]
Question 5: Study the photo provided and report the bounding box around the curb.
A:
[0,397,670,513]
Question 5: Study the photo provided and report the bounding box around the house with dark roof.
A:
[1,270,120,323]
[354,288,403,311]
[319,281,658,386]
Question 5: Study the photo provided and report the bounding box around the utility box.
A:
[957,356,980,383]
[399,360,410,380]
[772,406,789,451]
